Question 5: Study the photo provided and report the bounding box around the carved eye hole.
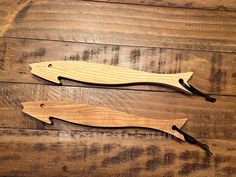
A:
[40,103,45,108]
[48,64,52,68]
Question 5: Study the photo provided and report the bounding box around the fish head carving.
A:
[30,62,61,84]
[22,101,54,124]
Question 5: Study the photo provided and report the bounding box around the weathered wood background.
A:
[0,0,236,176]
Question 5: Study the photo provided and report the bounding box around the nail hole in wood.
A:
[172,125,177,130]
[179,78,184,84]
[40,103,45,108]
[48,64,52,68]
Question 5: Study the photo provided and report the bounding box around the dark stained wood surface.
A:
[0,128,235,177]
[87,0,236,12]
[0,0,235,176]
[1,0,236,52]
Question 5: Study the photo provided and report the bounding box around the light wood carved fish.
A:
[29,61,215,102]
[22,101,187,141]
[30,61,193,93]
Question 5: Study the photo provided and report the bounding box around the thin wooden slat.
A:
[30,61,193,93]
[1,0,236,52]
[1,38,236,95]
[22,101,187,140]
[0,82,235,139]
[0,128,235,177]
[86,0,236,12]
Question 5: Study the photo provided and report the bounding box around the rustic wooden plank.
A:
[0,0,15,35]
[2,0,236,14]
[86,0,236,12]
[1,38,236,95]
[0,82,235,139]
[0,128,235,177]
[0,0,32,36]
[1,0,236,52]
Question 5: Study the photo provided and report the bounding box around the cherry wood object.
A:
[22,101,187,140]
[0,0,236,177]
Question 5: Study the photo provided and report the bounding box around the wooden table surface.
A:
[0,0,236,176]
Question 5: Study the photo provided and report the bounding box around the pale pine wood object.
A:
[22,101,187,140]
[30,61,193,93]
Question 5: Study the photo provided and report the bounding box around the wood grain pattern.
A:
[1,38,236,95]
[0,0,235,176]
[1,0,236,52]
[1,82,235,139]
[87,0,236,11]
[22,101,187,140]
[0,128,235,177]
[0,0,31,36]
[30,61,193,93]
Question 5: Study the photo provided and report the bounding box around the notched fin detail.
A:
[172,72,193,94]
[21,102,53,124]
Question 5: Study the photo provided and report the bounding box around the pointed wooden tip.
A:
[21,102,52,124]
[179,118,188,128]
[166,118,187,141]
[183,72,193,86]
[173,72,193,94]
[29,62,61,84]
